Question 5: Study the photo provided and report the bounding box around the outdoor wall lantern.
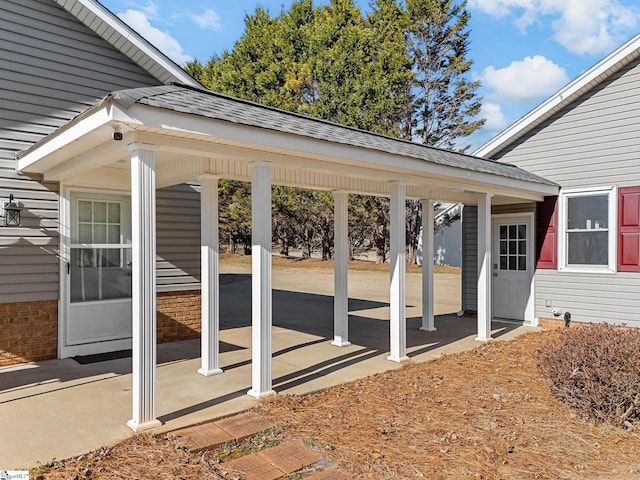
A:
[2,194,22,226]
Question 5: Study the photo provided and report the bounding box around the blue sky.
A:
[100,0,640,150]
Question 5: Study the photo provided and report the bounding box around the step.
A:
[169,411,275,453]
[224,440,322,480]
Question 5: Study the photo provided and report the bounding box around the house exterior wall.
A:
[0,0,160,304]
[462,203,536,314]
[0,0,202,365]
[461,205,477,313]
[486,56,640,328]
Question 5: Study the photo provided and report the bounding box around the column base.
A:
[331,339,351,347]
[386,355,410,363]
[474,336,492,342]
[197,367,223,377]
[247,388,277,399]
[419,326,437,332]
[127,418,162,432]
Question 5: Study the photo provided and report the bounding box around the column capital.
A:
[388,180,408,187]
[249,160,271,168]
[198,173,220,181]
[478,192,495,200]
[128,142,158,153]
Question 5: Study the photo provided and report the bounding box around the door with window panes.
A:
[492,216,533,320]
[66,192,132,346]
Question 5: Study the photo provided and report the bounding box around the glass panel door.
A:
[70,198,132,303]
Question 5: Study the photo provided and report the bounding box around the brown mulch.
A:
[33,330,640,479]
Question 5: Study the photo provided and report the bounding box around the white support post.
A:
[248,162,276,399]
[388,182,409,363]
[198,175,223,376]
[127,144,161,432]
[420,199,436,332]
[332,190,351,347]
[476,193,493,341]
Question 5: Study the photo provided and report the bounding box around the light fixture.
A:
[3,194,22,226]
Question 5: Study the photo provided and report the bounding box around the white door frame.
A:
[58,185,133,358]
[491,213,536,324]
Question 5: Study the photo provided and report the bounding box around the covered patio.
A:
[0,263,539,468]
[16,83,557,434]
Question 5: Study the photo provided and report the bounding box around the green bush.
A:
[536,323,640,429]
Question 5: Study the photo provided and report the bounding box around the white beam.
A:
[420,199,436,332]
[198,175,223,377]
[476,193,493,341]
[127,144,161,432]
[332,191,350,347]
[248,162,276,398]
[388,182,409,362]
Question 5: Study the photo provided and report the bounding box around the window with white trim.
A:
[560,187,616,272]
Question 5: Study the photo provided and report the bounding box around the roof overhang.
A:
[475,32,640,158]
[54,0,200,87]
[18,96,558,205]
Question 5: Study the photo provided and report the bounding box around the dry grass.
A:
[221,252,460,274]
[33,330,640,479]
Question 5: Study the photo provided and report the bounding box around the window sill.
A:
[558,267,616,275]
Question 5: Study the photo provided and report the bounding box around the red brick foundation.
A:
[157,290,202,343]
[0,299,58,367]
[0,291,203,368]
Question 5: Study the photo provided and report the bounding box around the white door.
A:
[492,215,534,321]
[65,191,133,352]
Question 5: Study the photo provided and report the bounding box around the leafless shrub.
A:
[537,323,640,429]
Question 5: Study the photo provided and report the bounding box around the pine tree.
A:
[406,0,484,151]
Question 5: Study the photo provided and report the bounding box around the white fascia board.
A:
[17,102,135,173]
[127,104,558,198]
[474,32,640,159]
[56,0,199,87]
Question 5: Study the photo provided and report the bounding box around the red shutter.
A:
[536,196,558,269]
[618,186,640,272]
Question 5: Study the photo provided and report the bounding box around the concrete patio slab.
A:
[0,267,539,469]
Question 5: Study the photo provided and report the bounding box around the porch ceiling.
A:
[17,84,558,205]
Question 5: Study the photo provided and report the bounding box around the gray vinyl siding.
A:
[492,58,640,190]
[461,205,477,312]
[156,185,201,289]
[535,271,640,328]
[0,0,162,303]
[489,56,640,327]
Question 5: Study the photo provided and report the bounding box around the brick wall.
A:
[157,290,201,343]
[0,300,58,367]
[0,291,202,367]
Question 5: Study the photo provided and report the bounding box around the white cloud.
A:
[469,0,640,55]
[481,55,570,102]
[480,102,509,132]
[118,8,192,65]
[193,8,222,32]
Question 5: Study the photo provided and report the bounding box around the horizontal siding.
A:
[492,56,640,327]
[461,205,477,312]
[493,58,640,189]
[0,0,164,303]
[535,270,640,328]
[156,184,201,289]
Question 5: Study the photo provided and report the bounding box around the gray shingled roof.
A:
[111,84,557,187]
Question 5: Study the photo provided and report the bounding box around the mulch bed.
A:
[33,330,640,479]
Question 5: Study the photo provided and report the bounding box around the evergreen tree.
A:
[406,0,484,151]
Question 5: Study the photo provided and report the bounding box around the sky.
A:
[99,0,640,151]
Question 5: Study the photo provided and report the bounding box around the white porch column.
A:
[248,162,276,399]
[198,175,223,376]
[332,190,351,347]
[477,193,493,341]
[388,182,409,363]
[127,144,161,432]
[420,199,436,332]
